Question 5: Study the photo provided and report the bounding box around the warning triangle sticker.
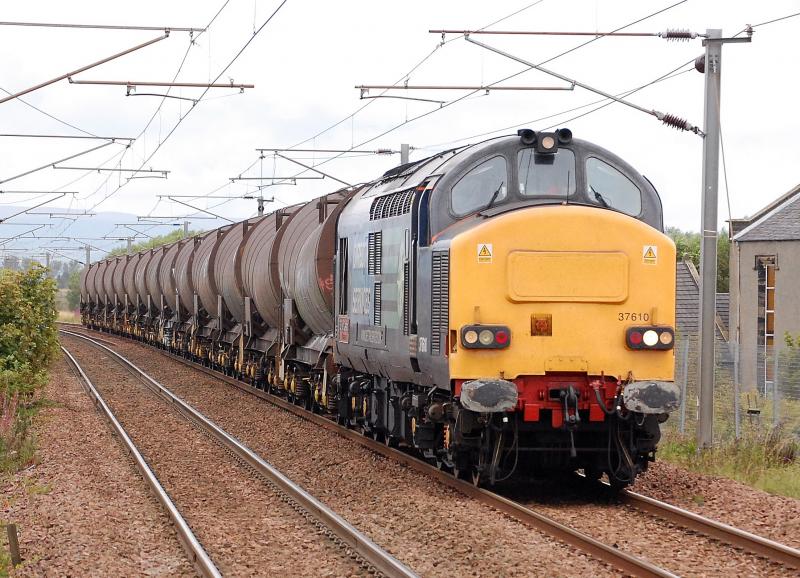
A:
[477,243,493,263]
[642,245,657,264]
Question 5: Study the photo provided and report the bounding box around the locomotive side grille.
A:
[431,251,449,355]
[369,189,415,220]
[403,261,410,335]
[368,231,382,275]
[373,282,382,326]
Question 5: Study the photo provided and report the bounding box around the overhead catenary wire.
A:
[271,0,690,185]
[85,0,289,214]
[159,0,555,218]
[57,0,236,243]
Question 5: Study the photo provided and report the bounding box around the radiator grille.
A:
[369,189,415,220]
[373,282,382,326]
[431,251,449,355]
[368,231,382,275]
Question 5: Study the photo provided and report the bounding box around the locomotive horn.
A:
[556,128,572,145]
[517,128,537,146]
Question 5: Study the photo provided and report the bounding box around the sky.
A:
[0,0,798,259]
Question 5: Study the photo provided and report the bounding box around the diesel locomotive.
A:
[81,128,680,488]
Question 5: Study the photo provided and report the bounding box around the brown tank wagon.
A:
[93,260,107,304]
[134,250,153,306]
[241,209,298,328]
[192,226,231,319]
[123,252,141,305]
[112,255,129,304]
[102,257,117,304]
[158,240,185,312]
[214,220,253,325]
[175,234,204,315]
[79,264,93,304]
[145,246,165,307]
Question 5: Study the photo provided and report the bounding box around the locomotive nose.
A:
[446,204,676,384]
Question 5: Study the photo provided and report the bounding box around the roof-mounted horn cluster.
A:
[517,127,572,154]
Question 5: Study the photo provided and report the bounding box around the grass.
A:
[56,310,80,324]
[659,428,800,499]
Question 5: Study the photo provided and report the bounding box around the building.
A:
[729,184,800,393]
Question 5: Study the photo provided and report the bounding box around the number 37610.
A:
[618,312,650,322]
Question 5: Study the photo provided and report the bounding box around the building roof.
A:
[675,259,729,342]
[733,183,800,242]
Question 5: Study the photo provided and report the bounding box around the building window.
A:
[756,255,776,393]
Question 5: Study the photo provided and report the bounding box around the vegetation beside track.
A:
[0,266,59,472]
[659,428,800,499]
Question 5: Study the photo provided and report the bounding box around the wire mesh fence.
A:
[665,334,800,443]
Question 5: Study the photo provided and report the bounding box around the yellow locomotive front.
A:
[434,130,679,487]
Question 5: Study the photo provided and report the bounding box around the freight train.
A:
[81,128,680,488]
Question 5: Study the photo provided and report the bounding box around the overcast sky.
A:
[1,0,798,256]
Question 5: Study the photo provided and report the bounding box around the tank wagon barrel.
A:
[145,246,165,308]
[134,250,153,307]
[175,234,202,316]
[214,221,251,325]
[158,240,185,313]
[112,255,128,304]
[102,258,116,303]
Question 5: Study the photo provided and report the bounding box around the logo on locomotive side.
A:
[477,243,493,263]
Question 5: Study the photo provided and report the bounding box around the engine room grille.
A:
[431,251,449,355]
[373,282,382,326]
[368,231,382,275]
[403,261,410,335]
[369,189,415,220]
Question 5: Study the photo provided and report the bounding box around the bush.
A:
[0,266,59,471]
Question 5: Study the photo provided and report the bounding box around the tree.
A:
[107,228,201,257]
[666,226,729,293]
[66,269,81,310]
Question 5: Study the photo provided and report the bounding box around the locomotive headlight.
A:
[642,330,659,347]
[461,325,511,349]
[479,330,494,345]
[541,136,555,150]
[659,331,673,345]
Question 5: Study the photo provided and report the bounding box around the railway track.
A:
[61,326,800,575]
[61,345,221,578]
[60,329,417,578]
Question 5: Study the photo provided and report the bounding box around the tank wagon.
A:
[82,129,680,487]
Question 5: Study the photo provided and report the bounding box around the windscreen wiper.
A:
[483,181,505,211]
[591,185,610,208]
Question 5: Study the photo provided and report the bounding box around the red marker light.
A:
[495,330,509,345]
[629,331,643,345]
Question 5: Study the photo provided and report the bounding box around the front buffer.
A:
[445,205,678,487]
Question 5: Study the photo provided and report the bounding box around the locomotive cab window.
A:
[585,157,642,216]
[517,148,576,197]
[450,156,507,216]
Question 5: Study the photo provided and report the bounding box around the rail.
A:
[68,325,800,573]
[61,345,221,578]
[60,329,418,578]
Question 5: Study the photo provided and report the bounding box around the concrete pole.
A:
[183,221,189,237]
[45,252,50,269]
[85,244,91,267]
[400,143,410,164]
[127,237,133,253]
[696,29,722,450]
